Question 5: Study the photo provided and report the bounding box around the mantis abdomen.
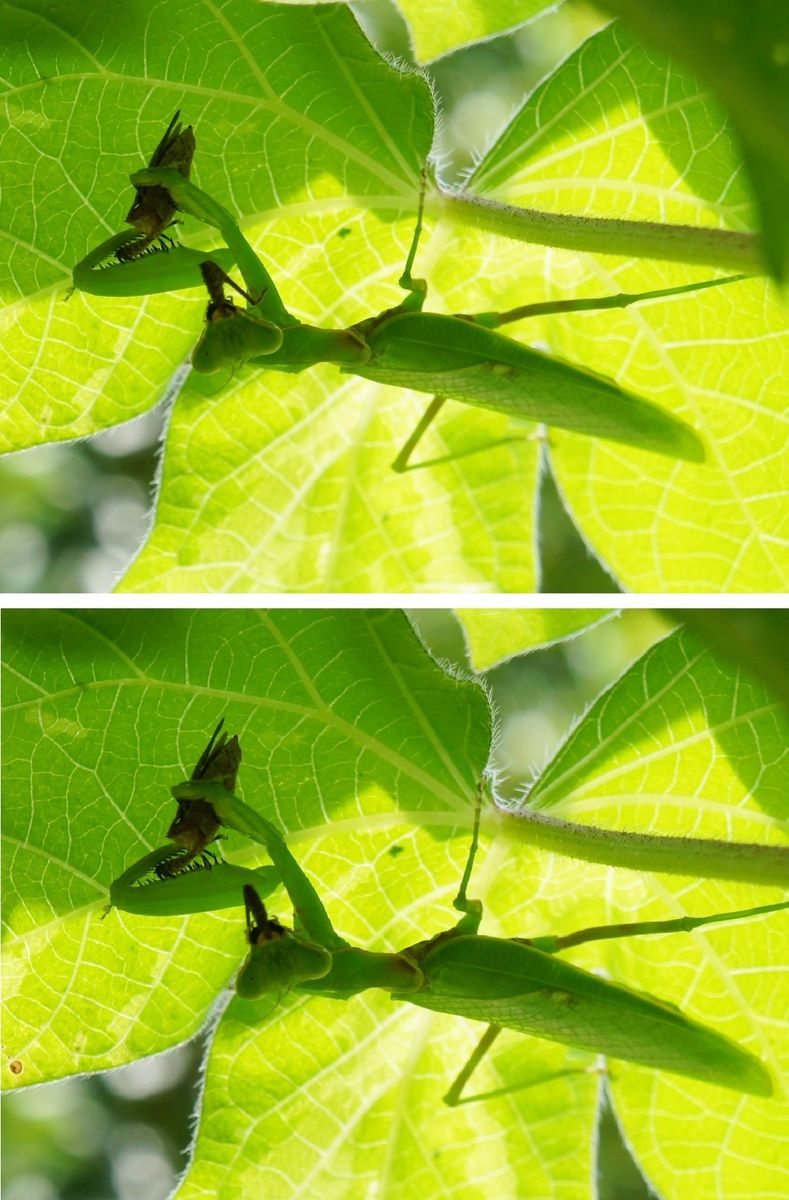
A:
[404,934,771,1095]
[353,312,704,461]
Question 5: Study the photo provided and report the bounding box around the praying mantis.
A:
[71,116,747,471]
[108,722,787,1103]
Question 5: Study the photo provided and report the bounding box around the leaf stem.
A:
[497,808,789,887]
[439,190,764,274]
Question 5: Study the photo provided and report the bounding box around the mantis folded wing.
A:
[108,728,787,1102]
[351,310,705,461]
[405,931,773,1097]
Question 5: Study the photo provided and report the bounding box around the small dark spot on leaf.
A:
[489,362,518,379]
[8,1060,23,1075]
[337,227,352,238]
[388,844,405,857]
[548,989,579,1007]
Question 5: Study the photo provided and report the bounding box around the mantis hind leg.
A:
[443,1023,595,1106]
[391,396,447,472]
[443,1024,502,1105]
[390,397,541,473]
[467,273,748,331]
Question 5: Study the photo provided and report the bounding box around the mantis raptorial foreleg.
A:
[72,115,231,294]
[171,777,347,951]
[108,719,275,915]
[128,167,292,328]
[191,261,283,370]
[72,113,217,291]
[170,775,422,995]
[125,167,370,371]
[109,845,280,916]
[71,229,237,297]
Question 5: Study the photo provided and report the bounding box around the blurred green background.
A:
[0,0,617,594]
[2,607,671,1200]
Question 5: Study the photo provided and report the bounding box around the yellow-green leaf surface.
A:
[2,0,543,593]
[398,0,552,62]
[3,612,787,1199]
[457,607,613,669]
[119,356,539,592]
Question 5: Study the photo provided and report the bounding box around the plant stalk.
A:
[440,190,764,275]
[496,808,789,887]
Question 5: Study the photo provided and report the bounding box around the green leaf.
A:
[596,0,789,280]
[4,612,787,1198]
[457,607,612,668]
[398,0,553,62]
[527,623,788,826]
[668,609,789,706]
[2,608,489,1082]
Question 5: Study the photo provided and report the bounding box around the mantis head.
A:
[236,884,333,999]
